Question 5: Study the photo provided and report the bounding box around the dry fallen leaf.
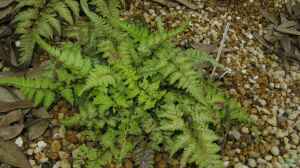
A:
[0,110,23,127]
[0,87,19,102]
[0,101,33,113]
[0,138,31,168]
[0,0,14,8]
[31,108,51,119]
[0,124,24,140]
[27,119,49,140]
[0,6,13,20]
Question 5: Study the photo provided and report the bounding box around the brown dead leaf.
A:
[191,43,218,54]
[0,110,23,127]
[175,0,198,10]
[0,0,14,8]
[275,27,300,35]
[0,138,31,168]
[0,25,12,38]
[27,119,49,140]
[0,101,33,113]
[151,0,177,8]
[0,124,24,140]
[31,108,51,119]
[0,87,19,102]
[0,6,13,20]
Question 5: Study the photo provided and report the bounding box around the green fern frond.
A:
[80,65,116,95]
[0,77,58,108]
[35,36,92,76]
[53,1,74,25]
[64,0,80,18]
[15,0,78,65]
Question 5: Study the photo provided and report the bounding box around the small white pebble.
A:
[15,41,21,47]
[52,162,60,168]
[15,137,23,147]
[29,159,36,166]
[271,146,280,156]
[26,149,34,155]
[36,141,47,152]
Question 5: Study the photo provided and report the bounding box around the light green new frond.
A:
[61,88,75,105]
[138,80,166,110]
[56,68,77,84]
[80,65,116,95]
[157,104,185,131]
[118,21,150,43]
[97,40,117,60]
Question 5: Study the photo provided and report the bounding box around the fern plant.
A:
[2,0,249,167]
[14,0,80,65]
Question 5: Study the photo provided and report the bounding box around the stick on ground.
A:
[211,23,230,79]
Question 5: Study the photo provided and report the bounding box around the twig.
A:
[150,0,198,9]
[210,23,230,79]
[150,0,177,8]
[175,0,198,10]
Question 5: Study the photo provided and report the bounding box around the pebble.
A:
[29,159,36,166]
[241,127,249,134]
[60,160,71,168]
[51,140,62,153]
[58,151,70,160]
[271,146,280,156]
[234,163,248,168]
[34,152,48,163]
[26,149,34,155]
[14,137,23,147]
[37,141,47,152]
[247,158,257,167]
[265,155,272,161]
[291,133,299,145]
[230,129,241,140]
